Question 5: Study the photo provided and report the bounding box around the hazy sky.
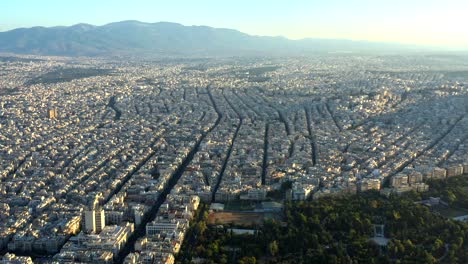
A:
[1,0,467,47]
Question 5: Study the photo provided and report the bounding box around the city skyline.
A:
[1,0,468,48]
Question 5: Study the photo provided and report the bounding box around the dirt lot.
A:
[208,212,265,226]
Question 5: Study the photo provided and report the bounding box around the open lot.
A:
[208,212,265,226]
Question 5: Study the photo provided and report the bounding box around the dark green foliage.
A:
[27,67,114,85]
[423,175,468,208]
[178,192,467,263]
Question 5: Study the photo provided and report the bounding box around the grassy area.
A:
[435,207,468,218]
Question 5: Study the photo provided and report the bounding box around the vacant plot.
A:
[208,212,264,226]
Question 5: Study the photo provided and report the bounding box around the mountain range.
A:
[0,20,447,57]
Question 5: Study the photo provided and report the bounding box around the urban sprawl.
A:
[0,54,467,263]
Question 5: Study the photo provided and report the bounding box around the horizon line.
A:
[1,19,467,50]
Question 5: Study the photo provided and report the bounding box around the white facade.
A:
[85,209,106,234]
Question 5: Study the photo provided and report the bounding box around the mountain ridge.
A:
[0,21,446,57]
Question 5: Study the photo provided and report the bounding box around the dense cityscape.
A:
[0,54,467,263]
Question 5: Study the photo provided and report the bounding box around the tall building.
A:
[48,108,58,119]
[84,208,106,234]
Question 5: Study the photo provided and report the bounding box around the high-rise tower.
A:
[84,208,106,233]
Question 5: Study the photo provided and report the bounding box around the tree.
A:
[421,251,436,264]
[445,190,456,204]
[180,189,468,263]
[432,238,443,252]
[268,240,279,256]
[202,211,210,221]
[403,239,414,250]
[219,254,228,264]
[238,256,256,264]
[391,239,405,257]
[194,221,207,235]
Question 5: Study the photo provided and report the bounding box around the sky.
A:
[1,0,467,48]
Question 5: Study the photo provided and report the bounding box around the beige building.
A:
[85,208,106,234]
[48,108,58,119]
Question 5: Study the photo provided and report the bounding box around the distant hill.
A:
[0,21,437,57]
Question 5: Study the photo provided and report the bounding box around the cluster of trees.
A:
[422,175,468,207]
[177,191,467,263]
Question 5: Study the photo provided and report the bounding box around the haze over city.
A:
[1,0,468,48]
